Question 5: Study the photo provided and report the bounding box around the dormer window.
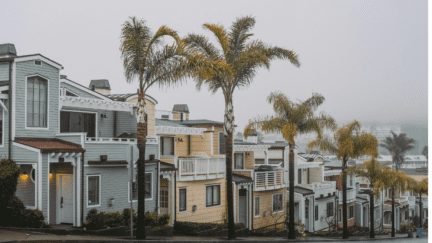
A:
[26,76,48,128]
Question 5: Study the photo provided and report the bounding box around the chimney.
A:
[243,129,258,144]
[89,79,111,94]
[172,104,189,121]
[0,43,17,58]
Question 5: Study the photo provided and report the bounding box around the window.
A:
[315,205,318,221]
[160,188,168,208]
[131,181,138,200]
[66,90,78,97]
[35,60,42,66]
[179,188,187,212]
[219,132,225,154]
[255,159,264,165]
[160,137,174,156]
[349,205,354,219]
[254,197,260,216]
[27,76,47,128]
[206,185,220,207]
[305,205,309,219]
[338,208,342,222]
[60,111,96,137]
[0,106,3,145]
[272,193,283,212]
[327,202,334,217]
[234,153,244,169]
[384,211,391,224]
[30,168,36,183]
[88,176,100,206]
[298,169,302,184]
[130,173,152,200]
[350,176,353,187]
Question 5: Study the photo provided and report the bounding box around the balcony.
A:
[254,170,285,191]
[338,188,356,203]
[324,169,342,177]
[178,158,225,181]
[297,161,321,169]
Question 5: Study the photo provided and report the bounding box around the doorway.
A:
[305,200,309,232]
[58,174,73,224]
[239,189,248,228]
[160,186,169,215]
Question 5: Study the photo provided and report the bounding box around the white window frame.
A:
[0,106,4,147]
[160,136,175,156]
[254,196,260,217]
[205,183,221,208]
[25,75,50,130]
[30,168,36,183]
[272,193,283,214]
[127,172,153,202]
[34,59,42,66]
[178,187,187,213]
[86,174,101,208]
[65,89,79,97]
[234,152,245,170]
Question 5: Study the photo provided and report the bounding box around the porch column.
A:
[76,155,81,227]
[249,184,252,231]
[264,150,268,165]
[171,173,175,227]
[300,194,304,224]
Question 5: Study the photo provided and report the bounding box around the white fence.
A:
[178,158,225,181]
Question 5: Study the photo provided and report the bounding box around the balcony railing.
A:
[178,158,225,181]
[86,137,137,143]
[324,170,342,177]
[254,170,285,191]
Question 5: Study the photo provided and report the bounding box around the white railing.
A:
[324,170,342,177]
[408,196,416,205]
[254,170,285,191]
[297,162,321,169]
[338,189,356,203]
[86,137,137,143]
[178,158,225,181]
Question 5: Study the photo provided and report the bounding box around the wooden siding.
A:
[176,178,226,223]
[60,82,103,99]
[83,164,158,222]
[0,105,10,158]
[127,98,155,136]
[15,60,59,138]
[0,63,9,81]
[16,164,36,207]
[252,188,286,230]
[12,145,38,163]
[84,143,158,163]
[115,111,137,137]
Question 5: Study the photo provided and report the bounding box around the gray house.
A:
[0,43,175,227]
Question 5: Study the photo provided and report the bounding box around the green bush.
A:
[21,209,45,228]
[157,214,170,227]
[0,159,20,209]
[0,196,45,228]
[86,209,107,230]
[122,208,137,227]
[106,211,123,228]
[400,223,415,233]
[174,221,244,233]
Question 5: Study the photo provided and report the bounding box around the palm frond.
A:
[203,23,230,58]
[228,15,256,63]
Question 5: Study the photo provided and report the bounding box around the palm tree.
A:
[422,145,428,160]
[412,178,428,228]
[308,121,378,239]
[376,168,408,237]
[244,92,336,239]
[120,17,192,239]
[184,16,300,239]
[380,131,415,171]
[348,158,387,238]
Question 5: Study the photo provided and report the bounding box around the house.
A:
[1,43,176,227]
[355,179,385,231]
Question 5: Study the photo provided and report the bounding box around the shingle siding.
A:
[0,63,9,81]
[60,81,104,100]
[15,164,36,207]
[15,60,59,138]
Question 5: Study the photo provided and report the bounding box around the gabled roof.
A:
[61,78,111,101]
[156,119,189,127]
[14,53,63,69]
[298,153,325,162]
[15,137,84,153]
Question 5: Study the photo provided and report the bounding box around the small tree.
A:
[0,159,20,209]
[270,210,285,232]
[324,209,337,233]
[411,178,428,228]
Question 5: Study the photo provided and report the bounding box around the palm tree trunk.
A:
[391,187,395,237]
[224,100,236,240]
[370,192,375,238]
[136,95,147,240]
[288,145,296,239]
[342,163,348,239]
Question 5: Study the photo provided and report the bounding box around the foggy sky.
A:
[1,0,428,131]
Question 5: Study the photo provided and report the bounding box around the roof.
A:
[174,119,225,127]
[265,142,289,149]
[172,104,189,113]
[292,186,315,195]
[232,174,253,184]
[155,119,189,127]
[234,140,257,145]
[298,153,325,162]
[384,200,400,206]
[88,160,128,165]
[399,168,428,175]
[15,137,84,153]
[0,43,16,56]
[89,79,110,90]
[356,197,369,204]
[15,53,63,68]
[160,168,176,172]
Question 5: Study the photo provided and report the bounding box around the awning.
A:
[15,137,85,153]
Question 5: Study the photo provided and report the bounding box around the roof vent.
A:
[35,60,42,66]
[0,43,17,57]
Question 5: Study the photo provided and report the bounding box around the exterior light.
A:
[49,173,53,179]
[20,172,28,179]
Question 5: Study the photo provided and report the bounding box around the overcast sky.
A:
[1,0,428,132]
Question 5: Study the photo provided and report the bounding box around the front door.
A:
[160,187,169,215]
[239,189,247,228]
[60,175,73,224]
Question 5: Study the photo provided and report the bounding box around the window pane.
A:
[132,182,138,200]
[255,197,260,215]
[235,153,243,169]
[206,187,212,206]
[88,177,99,204]
[179,189,186,211]
[213,186,220,205]
[219,133,225,154]
[145,173,151,198]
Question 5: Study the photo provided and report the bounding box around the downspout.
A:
[174,171,177,223]
[156,161,159,214]
[307,168,310,184]
[81,152,85,226]
[188,135,191,155]
[7,59,13,159]
[312,195,315,232]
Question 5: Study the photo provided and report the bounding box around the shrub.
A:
[0,159,20,209]
[0,196,45,228]
[122,208,137,227]
[106,211,123,228]
[412,216,420,226]
[400,223,415,233]
[157,214,170,227]
[174,221,244,234]
[22,209,45,228]
[86,209,107,230]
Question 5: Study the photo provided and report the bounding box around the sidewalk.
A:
[0,229,426,242]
